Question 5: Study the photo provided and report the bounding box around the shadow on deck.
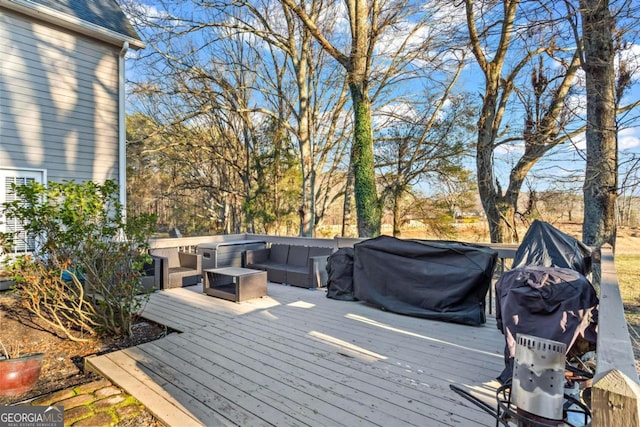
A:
[87,283,506,426]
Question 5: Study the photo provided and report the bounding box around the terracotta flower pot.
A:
[0,353,44,397]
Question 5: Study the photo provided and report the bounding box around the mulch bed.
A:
[0,291,169,406]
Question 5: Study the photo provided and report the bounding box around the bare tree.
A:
[432,169,478,222]
[376,85,475,236]
[278,0,448,236]
[220,0,350,235]
[125,16,265,234]
[464,0,587,242]
[124,0,352,236]
[618,153,640,227]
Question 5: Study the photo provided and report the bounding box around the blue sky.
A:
[123,0,640,195]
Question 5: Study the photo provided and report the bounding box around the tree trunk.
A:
[467,0,579,244]
[580,0,617,249]
[476,67,506,243]
[392,189,401,237]
[342,163,355,237]
[291,24,315,237]
[297,81,314,237]
[349,82,381,237]
[497,200,518,243]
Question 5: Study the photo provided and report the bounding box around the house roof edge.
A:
[0,0,146,50]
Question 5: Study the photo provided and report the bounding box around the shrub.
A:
[1,180,156,340]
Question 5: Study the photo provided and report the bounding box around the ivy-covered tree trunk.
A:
[349,82,381,237]
[580,0,617,249]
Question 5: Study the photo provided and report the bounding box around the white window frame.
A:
[0,168,46,258]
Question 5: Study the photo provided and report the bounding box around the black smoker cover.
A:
[495,266,598,383]
[326,247,357,301]
[512,220,592,276]
[353,236,498,326]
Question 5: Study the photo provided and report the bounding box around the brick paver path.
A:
[29,378,156,426]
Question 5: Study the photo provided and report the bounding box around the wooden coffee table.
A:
[203,267,267,302]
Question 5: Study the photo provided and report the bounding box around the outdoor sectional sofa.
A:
[245,243,332,288]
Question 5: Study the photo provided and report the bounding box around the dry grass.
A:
[616,253,640,364]
[616,254,640,310]
[610,226,640,362]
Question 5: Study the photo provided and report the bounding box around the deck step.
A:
[86,351,206,426]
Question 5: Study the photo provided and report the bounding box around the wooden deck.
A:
[87,284,506,426]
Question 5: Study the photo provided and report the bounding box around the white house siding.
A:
[0,8,120,184]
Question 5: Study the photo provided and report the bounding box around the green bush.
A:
[1,180,156,340]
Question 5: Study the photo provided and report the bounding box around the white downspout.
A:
[118,42,129,218]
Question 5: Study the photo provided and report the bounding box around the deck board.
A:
[185,319,491,426]
[87,283,507,426]
[155,333,386,426]
[123,343,297,427]
[213,305,503,385]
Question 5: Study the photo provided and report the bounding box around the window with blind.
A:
[0,170,44,255]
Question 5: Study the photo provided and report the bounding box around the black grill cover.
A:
[353,236,498,326]
[495,266,598,383]
[326,248,357,301]
[512,220,592,276]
